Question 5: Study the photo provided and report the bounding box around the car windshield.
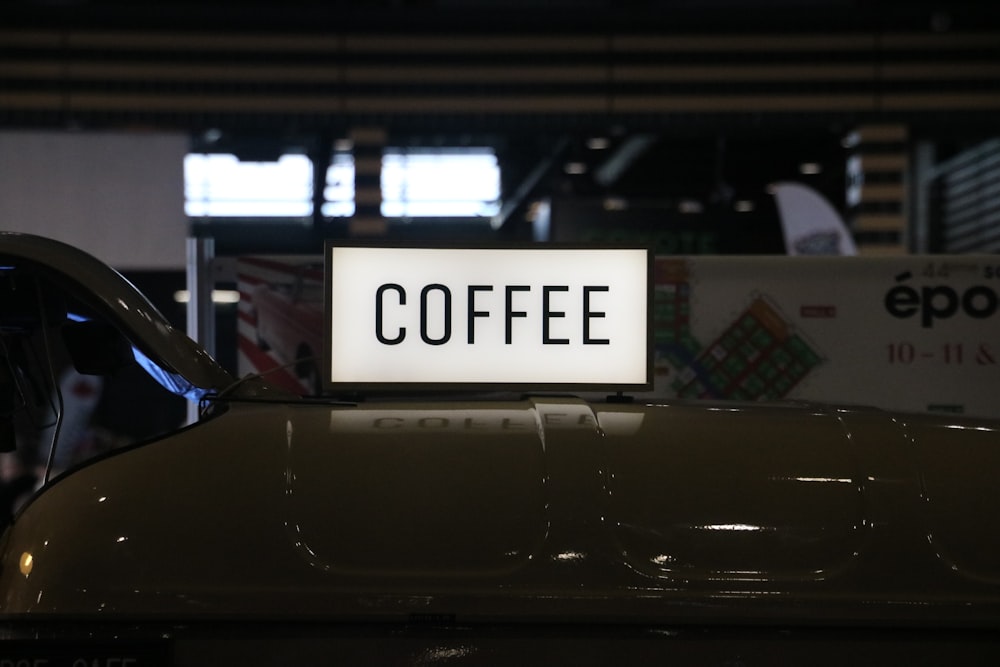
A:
[0,264,190,522]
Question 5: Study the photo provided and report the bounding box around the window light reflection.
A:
[939,423,997,433]
[769,476,853,484]
[693,524,773,532]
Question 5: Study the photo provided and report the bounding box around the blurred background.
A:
[1,0,998,327]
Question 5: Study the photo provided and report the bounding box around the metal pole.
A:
[185,236,215,424]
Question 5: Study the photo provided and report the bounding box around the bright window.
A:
[322,148,501,218]
[184,153,312,218]
[381,150,501,218]
[186,148,501,219]
[321,152,356,218]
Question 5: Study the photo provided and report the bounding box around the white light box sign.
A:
[324,244,652,391]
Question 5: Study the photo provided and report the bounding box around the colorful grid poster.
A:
[650,256,1000,418]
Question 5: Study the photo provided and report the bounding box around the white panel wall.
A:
[0,130,188,269]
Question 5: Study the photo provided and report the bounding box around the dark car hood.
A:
[283,397,862,584]
[6,396,1000,626]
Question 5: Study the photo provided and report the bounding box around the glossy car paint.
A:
[4,396,1000,628]
[2,233,1000,663]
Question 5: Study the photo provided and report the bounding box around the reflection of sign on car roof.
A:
[327,404,645,435]
[324,245,652,391]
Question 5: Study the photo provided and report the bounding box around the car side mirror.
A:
[62,320,135,376]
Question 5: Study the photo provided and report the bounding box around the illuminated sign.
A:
[324,244,652,391]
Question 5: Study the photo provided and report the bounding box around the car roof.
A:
[0,231,235,394]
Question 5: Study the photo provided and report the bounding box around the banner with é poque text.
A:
[650,255,1000,418]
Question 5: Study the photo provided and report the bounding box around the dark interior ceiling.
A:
[3,0,993,32]
[5,0,997,132]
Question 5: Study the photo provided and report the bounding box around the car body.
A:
[1,232,1000,664]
